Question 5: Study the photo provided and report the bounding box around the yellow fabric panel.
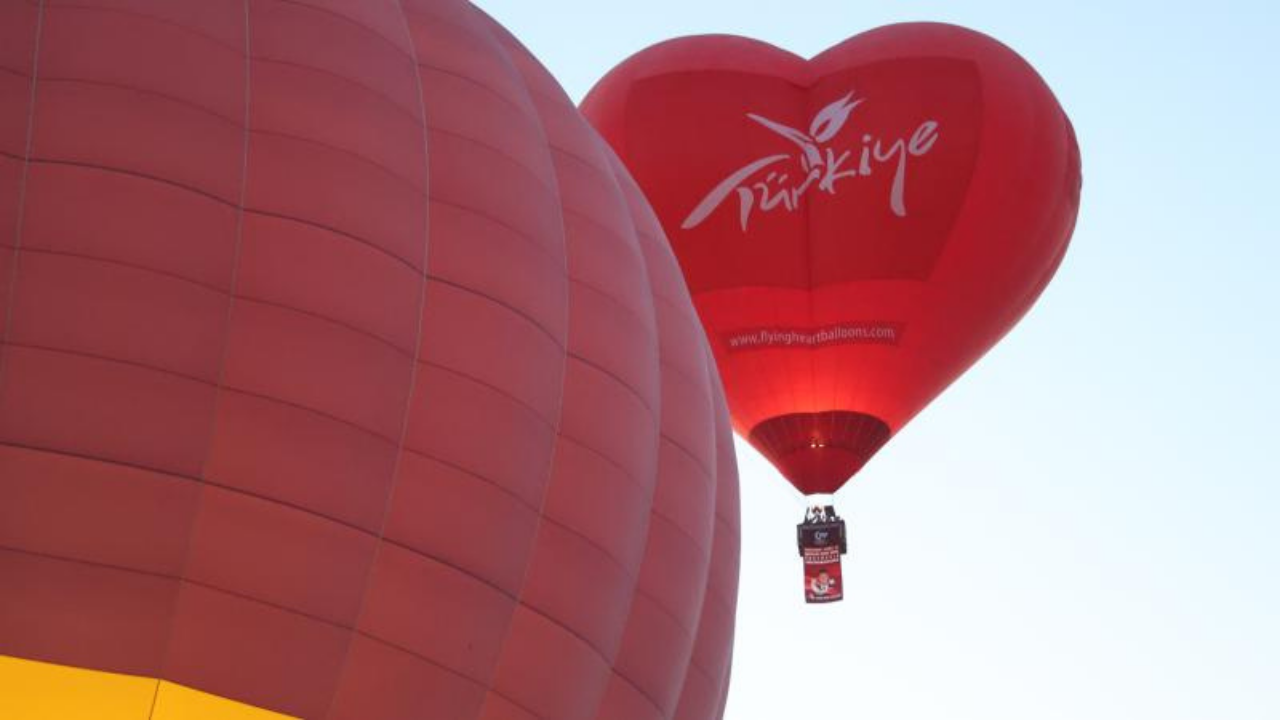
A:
[0,654,157,720]
[152,680,296,720]
[0,655,298,719]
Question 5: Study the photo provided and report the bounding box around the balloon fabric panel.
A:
[0,1,739,719]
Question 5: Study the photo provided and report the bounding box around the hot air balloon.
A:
[0,1,739,718]
[582,24,1081,598]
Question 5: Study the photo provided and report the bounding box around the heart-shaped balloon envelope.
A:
[583,23,1081,496]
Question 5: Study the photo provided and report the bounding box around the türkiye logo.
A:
[681,92,940,231]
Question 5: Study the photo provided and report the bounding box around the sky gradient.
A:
[478,2,1279,717]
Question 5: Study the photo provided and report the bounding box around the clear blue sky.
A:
[477,2,1279,717]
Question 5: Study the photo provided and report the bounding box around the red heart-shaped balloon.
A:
[584,24,1081,495]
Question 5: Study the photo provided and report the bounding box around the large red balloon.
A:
[0,2,739,719]
[583,25,1081,496]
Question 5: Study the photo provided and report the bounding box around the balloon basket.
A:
[798,505,847,604]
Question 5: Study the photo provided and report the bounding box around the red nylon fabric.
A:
[0,1,739,718]
[582,25,1081,495]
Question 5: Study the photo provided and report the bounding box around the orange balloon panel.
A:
[0,1,739,719]
[583,27,1081,495]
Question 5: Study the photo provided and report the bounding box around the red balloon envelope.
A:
[583,24,1082,496]
[0,2,739,719]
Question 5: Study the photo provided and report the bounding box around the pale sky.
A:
[477,2,1280,718]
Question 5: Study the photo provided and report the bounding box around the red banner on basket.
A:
[803,545,843,603]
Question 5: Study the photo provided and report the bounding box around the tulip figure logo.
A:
[682,92,941,231]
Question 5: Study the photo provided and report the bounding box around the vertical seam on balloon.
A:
[467,21,572,720]
[714,653,734,720]
[659,354,720,717]
[801,88,820,467]
[712,380,740,718]
[145,677,161,720]
[669,348,731,720]
[737,90,806,480]
[153,2,254,712]
[1001,99,1076,326]
[0,0,44,412]
[584,158,679,720]
[908,63,987,421]
[318,3,433,718]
